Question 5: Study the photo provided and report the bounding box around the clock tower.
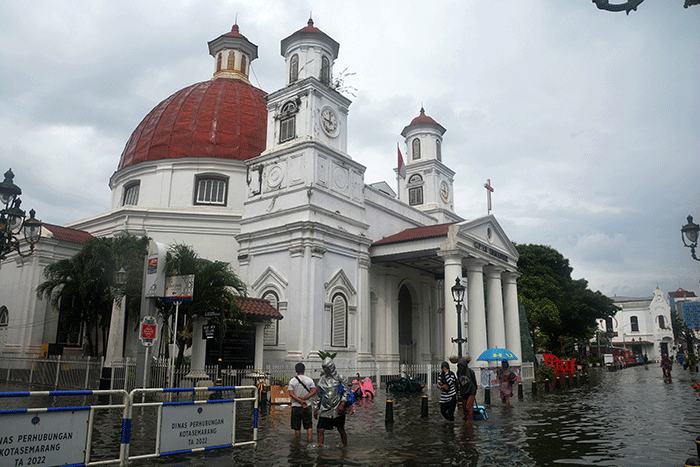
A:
[237,19,369,364]
[398,108,460,223]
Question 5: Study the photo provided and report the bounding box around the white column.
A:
[104,294,126,367]
[502,271,522,361]
[357,256,373,361]
[440,252,463,361]
[186,316,209,379]
[254,322,265,370]
[484,265,506,349]
[466,259,487,368]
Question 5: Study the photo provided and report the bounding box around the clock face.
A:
[321,107,338,136]
[440,181,450,203]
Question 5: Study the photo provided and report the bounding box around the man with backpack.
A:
[457,357,478,421]
[288,362,316,441]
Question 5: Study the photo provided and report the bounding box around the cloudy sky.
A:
[1,1,698,298]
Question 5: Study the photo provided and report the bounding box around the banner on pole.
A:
[164,275,195,303]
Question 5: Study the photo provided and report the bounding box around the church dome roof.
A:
[401,107,446,137]
[118,77,267,170]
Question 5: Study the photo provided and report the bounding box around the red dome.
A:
[409,107,439,126]
[118,78,267,170]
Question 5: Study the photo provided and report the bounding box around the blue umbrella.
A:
[477,348,519,362]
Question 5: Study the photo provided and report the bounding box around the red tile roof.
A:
[118,78,267,170]
[409,107,439,126]
[43,224,93,244]
[372,223,454,246]
[669,288,697,298]
[237,297,283,320]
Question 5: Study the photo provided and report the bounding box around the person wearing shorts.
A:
[288,362,316,440]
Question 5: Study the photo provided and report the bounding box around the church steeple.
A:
[208,23,258,83]
[280,18,340,86]
[397,107,459,224]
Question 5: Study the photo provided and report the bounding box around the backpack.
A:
[338,383,355,407]
[459,373,473,396]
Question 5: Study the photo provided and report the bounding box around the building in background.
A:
[598,288,674,362]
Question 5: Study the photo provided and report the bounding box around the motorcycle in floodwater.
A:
[385,374,425,393]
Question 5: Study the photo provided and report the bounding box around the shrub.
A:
[536,364,556,383]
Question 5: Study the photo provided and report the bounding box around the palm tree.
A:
[160,244,248,370]
[37,235,148,356]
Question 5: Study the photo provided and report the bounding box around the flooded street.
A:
[3,365,700,466]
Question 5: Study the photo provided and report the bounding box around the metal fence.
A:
[0,355,101,390]
[1,355,535,391]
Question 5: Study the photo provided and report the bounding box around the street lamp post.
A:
[451,277,467,358]
[681,215,700,261]
[0,169,42,260]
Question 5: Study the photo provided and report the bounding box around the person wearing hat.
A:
[438,361,457,421]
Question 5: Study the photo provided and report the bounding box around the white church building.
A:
[0,19,521,371]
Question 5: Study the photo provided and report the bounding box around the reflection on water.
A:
[3,366,699,466]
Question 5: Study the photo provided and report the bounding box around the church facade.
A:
[0,20,521,371]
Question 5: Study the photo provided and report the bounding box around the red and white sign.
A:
[140,316,157,347]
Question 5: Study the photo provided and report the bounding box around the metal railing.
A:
[0,355,101,389]
[1,355,535,391]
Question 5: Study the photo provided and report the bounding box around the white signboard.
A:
[164,275,195,303]
[145,240,166,298]
[0,410,89,467]
[160,403,233,453]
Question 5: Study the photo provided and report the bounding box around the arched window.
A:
[263,291,279,346]
[630,316,639,332]
[240,55,247,74]
[331,293,347,347]
[436,140,441,161]
[0,306,8,328]
[412,138,421,160]
[320,56,330,84]
[658,315,666,329]
[290,54,299,82]
[216,53,222,72]
[227,52,235,70]
[408,174,423,206]
[279,100,298,143]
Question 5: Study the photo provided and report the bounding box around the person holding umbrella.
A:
[497,359,517,406]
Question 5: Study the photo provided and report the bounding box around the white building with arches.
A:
[0,19,521,371]
[599,288,674,362]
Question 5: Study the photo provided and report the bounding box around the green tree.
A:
[515,243,618,357]
[160,244,248,369]
[36,235,148,356]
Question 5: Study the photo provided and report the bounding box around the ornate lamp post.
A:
[451,277,467,358]
[0,168,42,260]
[681,215,700,261]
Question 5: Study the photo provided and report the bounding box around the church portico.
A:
[371,216,520,368]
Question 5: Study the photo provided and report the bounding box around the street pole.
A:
[456,303,463,358]
[217,298,224,386]
[169,301,181,388]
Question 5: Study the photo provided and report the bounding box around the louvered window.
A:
[122,182,140,206]
[0,306,7,327]
[227,52,235,70]
[331,294,347,347]
[408,174,423,206]
[412,138,421,160]
[195,176,228,205]
[630,316,639,332]
[263,292,278,346]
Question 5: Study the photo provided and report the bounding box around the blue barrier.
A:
[0,385,257,466]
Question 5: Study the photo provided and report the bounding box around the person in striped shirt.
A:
[438,361,457,421]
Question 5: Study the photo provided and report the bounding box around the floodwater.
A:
[2,365,700,466]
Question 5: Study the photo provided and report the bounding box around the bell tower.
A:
[207,23,258,83]
[398,108,461,223]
